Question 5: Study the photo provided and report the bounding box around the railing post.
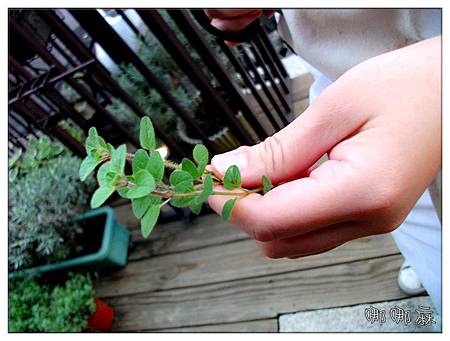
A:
[217,40,281,133]
[238,45,288,128]
[136,9,255,146]
[39,10,187,159]
[69,9,219,154]
[9,17,141,149]
[168,10,268,142]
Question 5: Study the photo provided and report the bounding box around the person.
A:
[204,9,442,314]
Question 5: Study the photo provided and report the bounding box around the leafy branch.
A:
[79,117,273,238]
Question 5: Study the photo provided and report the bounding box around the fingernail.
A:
[212,151,247,176]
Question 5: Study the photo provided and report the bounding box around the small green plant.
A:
[8,136,95,271]
[8,135,64,182]
[8,272,96,332]
[80,116,273,238]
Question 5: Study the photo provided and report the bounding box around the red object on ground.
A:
[87,298,115,332]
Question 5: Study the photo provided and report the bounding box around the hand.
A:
[204,9,273,45]
[208,36,441,259]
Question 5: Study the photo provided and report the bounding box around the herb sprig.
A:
[79,117,273,238]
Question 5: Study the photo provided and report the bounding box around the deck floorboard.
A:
[97,205,405,331]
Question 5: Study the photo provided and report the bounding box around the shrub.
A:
[8,135,95,271]
[8,272,96,332]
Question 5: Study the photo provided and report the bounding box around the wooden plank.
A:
[95,233,399,297]
[116,210,249,259]
[154,319,278,332]
[105,255,407,331]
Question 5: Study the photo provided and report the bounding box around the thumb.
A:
[211,91,363,187]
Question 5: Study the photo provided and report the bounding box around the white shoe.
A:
[398,261,426,295]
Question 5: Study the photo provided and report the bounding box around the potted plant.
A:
[8,272,114,332]
[8,135,130,279]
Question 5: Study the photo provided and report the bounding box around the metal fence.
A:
[8,9,293,160]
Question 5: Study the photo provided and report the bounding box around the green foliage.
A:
[222,198,237,221]
[223,165,242,190]
[9,136,95,271]
[106,12,243,144]
[57,119,86,144]
[262,175,273,195]
[139,116,156,151]
[80,117,274,238]
[141,205,160,238]
[79,127,110,181]
[125,170,156,199]
[8,135,64,181]
[8,273,96,332]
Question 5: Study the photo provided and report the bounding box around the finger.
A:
[208,158,372,242]
[256,221,375,259]
[205,9,262,20]
[210,86,366,188]
[210,11,262,32]
[263,10,275,18]
[287,245,337,259]
[225,40,242,46]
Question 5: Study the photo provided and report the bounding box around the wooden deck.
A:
[95,202,408,332]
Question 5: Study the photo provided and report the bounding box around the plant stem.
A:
[150,187,262,199]
[164,160,179,169]
[157,182,171,191]
[126,153,178,170]
[212,187,262,196]
[160,198,171,208]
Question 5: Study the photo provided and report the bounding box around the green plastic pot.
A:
[9,207,130,279]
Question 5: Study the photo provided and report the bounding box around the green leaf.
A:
[148,150,164,183]
[188,174,213,215]
[8,149,22,168]
[170,193,196,208]
[181,158,200,179]
[132,195,162,219]
[86,127,99,155]
[117,186,131,198]
[262,175,273,195]
[132,149,150,173]
[86,127,107,158]
[193,144,208,165]
[133,149,164,183]
[200,174,213,201]
[50,143,64,157]
[189,197,203,215]
[139,116,156,150]
[223,165,241,190]
[193,144,208,173]
[90,186,115,209]
[28,136,38,151]
[169,170,193,188]
[222,198,237,221]
[22,148,37,168]
[79,156,101,181]
[169,170,195,207]
[126,169,155,199]
[9,168,18,182]
[110,144,126,174]
[141,204,160,238]
[37,135,51,160]
[97,162,120,187]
